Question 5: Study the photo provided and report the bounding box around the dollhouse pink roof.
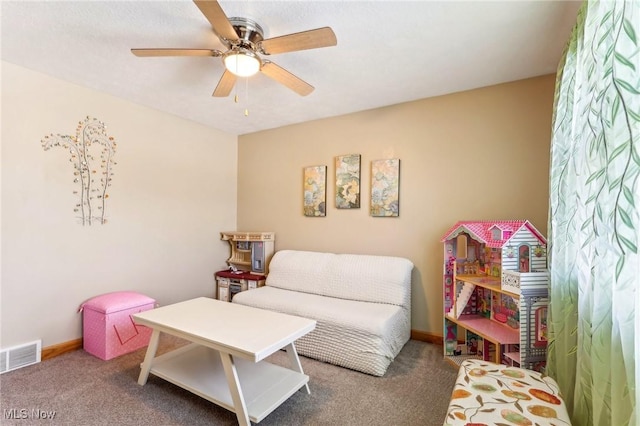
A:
[440,220,546,248]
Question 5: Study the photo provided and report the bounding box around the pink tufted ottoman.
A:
[80,291,155,360]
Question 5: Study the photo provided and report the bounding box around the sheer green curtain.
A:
[547,1,639,425]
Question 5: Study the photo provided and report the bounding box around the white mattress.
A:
[232,286,410,376]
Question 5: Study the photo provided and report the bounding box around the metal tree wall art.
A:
[41,116,117,225]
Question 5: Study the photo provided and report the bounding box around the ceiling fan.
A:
[131,0,337,97]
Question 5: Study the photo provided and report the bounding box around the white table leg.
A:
[219,352,250,426]
[284,342,310,394]
[137,329,160,385]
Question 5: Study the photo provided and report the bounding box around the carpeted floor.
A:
[0,336,457,426]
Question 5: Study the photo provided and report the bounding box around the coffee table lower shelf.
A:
[148,343,309,423]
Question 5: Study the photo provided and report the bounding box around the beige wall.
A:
[0,65,554,348]
[237,75,554,336]
[1,62,238,348]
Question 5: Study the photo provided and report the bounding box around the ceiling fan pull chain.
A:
[244,77,250,116]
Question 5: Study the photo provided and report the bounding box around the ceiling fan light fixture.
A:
[223,49,260,77]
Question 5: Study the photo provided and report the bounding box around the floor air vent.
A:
[0,340,42,374]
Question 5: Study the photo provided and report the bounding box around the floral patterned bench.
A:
[444,359,571,425]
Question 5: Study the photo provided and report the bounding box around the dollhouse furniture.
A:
[231,249,414,376]
[444,359,571,425]
[441,220,549,371]
[215,231,274,301]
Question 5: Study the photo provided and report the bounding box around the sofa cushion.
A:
[232,286,409,376]
[265,250,413,306]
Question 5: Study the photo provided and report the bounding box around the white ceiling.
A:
[1,1,581,136]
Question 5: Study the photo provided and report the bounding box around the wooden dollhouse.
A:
[441,220,549,371]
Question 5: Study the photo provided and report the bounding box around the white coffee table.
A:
[132,297,316,426]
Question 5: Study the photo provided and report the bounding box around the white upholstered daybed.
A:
[232,250,414,376]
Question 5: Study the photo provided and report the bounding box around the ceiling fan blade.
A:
[131,48,222,57]
[261,61,314,96]
[212,70,237,97]
[259,27,337,55]
[193,0,238,41]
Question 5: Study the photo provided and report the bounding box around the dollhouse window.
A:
[456,235,467,259]
[535,307,548,347]
[518,245,530,272]
[467,245,476,262]
[490,227,502,240]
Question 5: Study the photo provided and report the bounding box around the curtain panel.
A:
[547,1,639,425]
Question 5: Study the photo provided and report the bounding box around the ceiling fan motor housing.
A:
[222,18,265,77]
[228,17,264,45]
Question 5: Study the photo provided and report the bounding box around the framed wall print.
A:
[370,158,400,217]
[303,165,327,217]
[335,154,361,209]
